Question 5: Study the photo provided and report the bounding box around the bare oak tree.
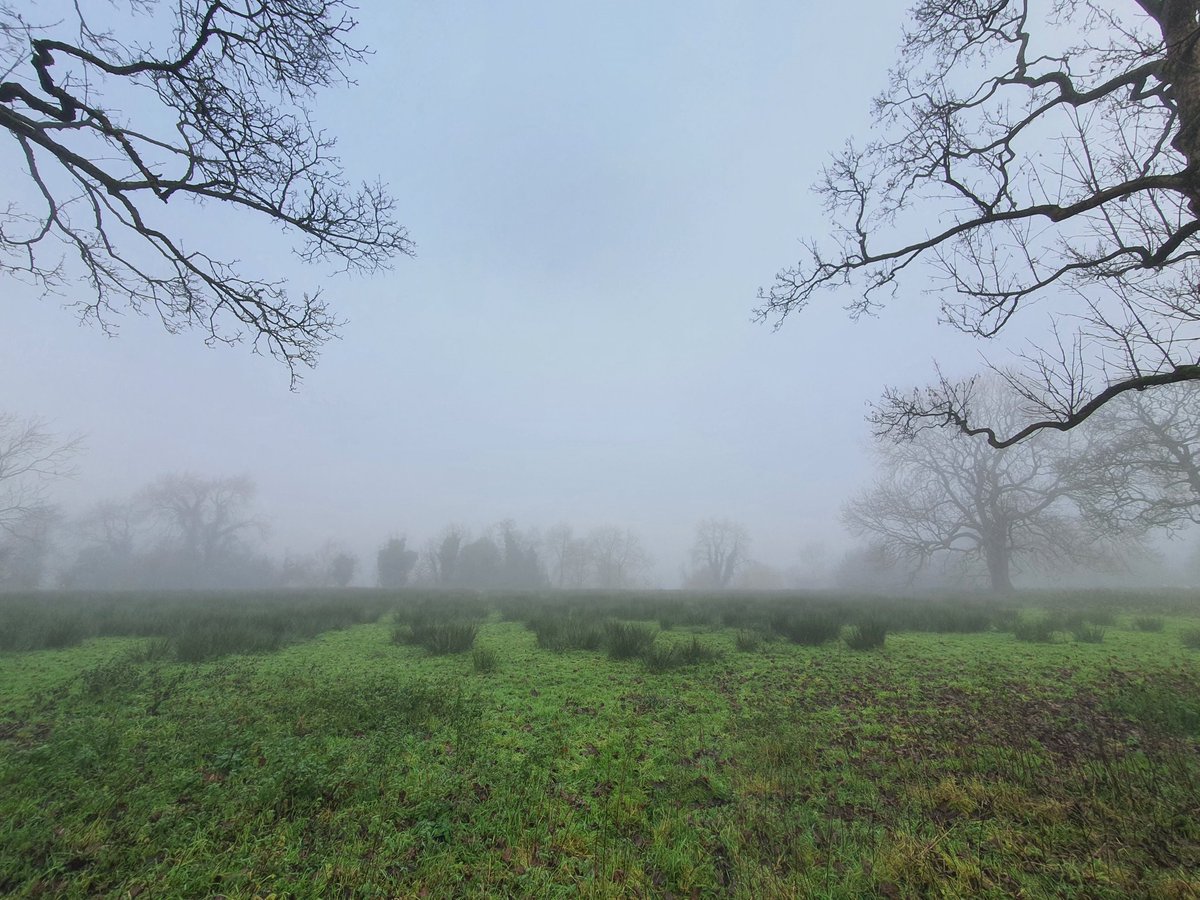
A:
[587,526,653,589]
[687,518,750,590]
[844,384,1116,591]
[759,0,1200,446]
[0,1,412,380]
[142,472,264,567]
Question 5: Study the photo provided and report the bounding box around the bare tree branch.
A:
[0,411,81,538]
[0,1,413,383]
[760,0,1200,442]
[1071,380,1200,528]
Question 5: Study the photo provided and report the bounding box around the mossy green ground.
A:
[2,600,1199,898]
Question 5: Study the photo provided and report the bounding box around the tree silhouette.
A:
[760,0,1200,445]
[0,1,412,381]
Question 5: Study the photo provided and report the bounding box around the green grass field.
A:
[2,590,1199,898]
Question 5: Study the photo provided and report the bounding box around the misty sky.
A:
[3,2,1014,583]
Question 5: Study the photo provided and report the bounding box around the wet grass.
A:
[1,588,1199,897]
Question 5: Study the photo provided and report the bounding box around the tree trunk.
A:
[1157,0,1200,211]
[983,539,1013,593]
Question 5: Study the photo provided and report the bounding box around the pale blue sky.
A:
[3,1,999,582]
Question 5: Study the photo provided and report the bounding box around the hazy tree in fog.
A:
[0,413,79,538]
[144,474,262,567]
[759,0,1200,446]
[544,523,592,589]
[377,537,418,589]
[0,414,77,590]
[432,524,541,589]
[79,500,139,558]
[686,518,750,589]
[61,499,143,589]
[793,540,830,588]
[141,473,271,587]
[544,523,573,588]
[328,551,356,588]
[312,540,357,588]
[280,552,314,588]
[588,526,652,589]
[0,505,59,590]
[844,386,1111,592]
[62,473,272,589]
[561,538,593,589]
[497,520,547,589]
[457,535,502,589]
[422,525,466,587]
[282,540,358,588]
[0,1,411,381]
[1072,382,1200,532]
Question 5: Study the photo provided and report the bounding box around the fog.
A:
[3,1,1198,592]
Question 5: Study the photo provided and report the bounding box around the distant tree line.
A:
[8,385,1200,594]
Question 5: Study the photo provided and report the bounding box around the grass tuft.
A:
[531,614,603,651]
[604,620,657,660]
[772,611,840,646]
[1013,617,1059,644]
[471,647,499,673]
[643,636,722,672]
[735,630,762,652]
[410,621,478,655]
[844,620,887,651]
[1072,623,1106,644]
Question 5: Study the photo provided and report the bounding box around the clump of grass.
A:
[642,643,682,673]
[844,620,887,651]
[735,630,762,652]
[643,637,721,673]
[1014,617,1058,644]
[1133,616,1165,633]
[532,615,603,651]
[1182,628,1200,650]
[471,647,499,673]
[1073,623,1106,644]
[675,636,721,665]
[410,621,478,654]
[772,611,840,646]
[604,620,657,660]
